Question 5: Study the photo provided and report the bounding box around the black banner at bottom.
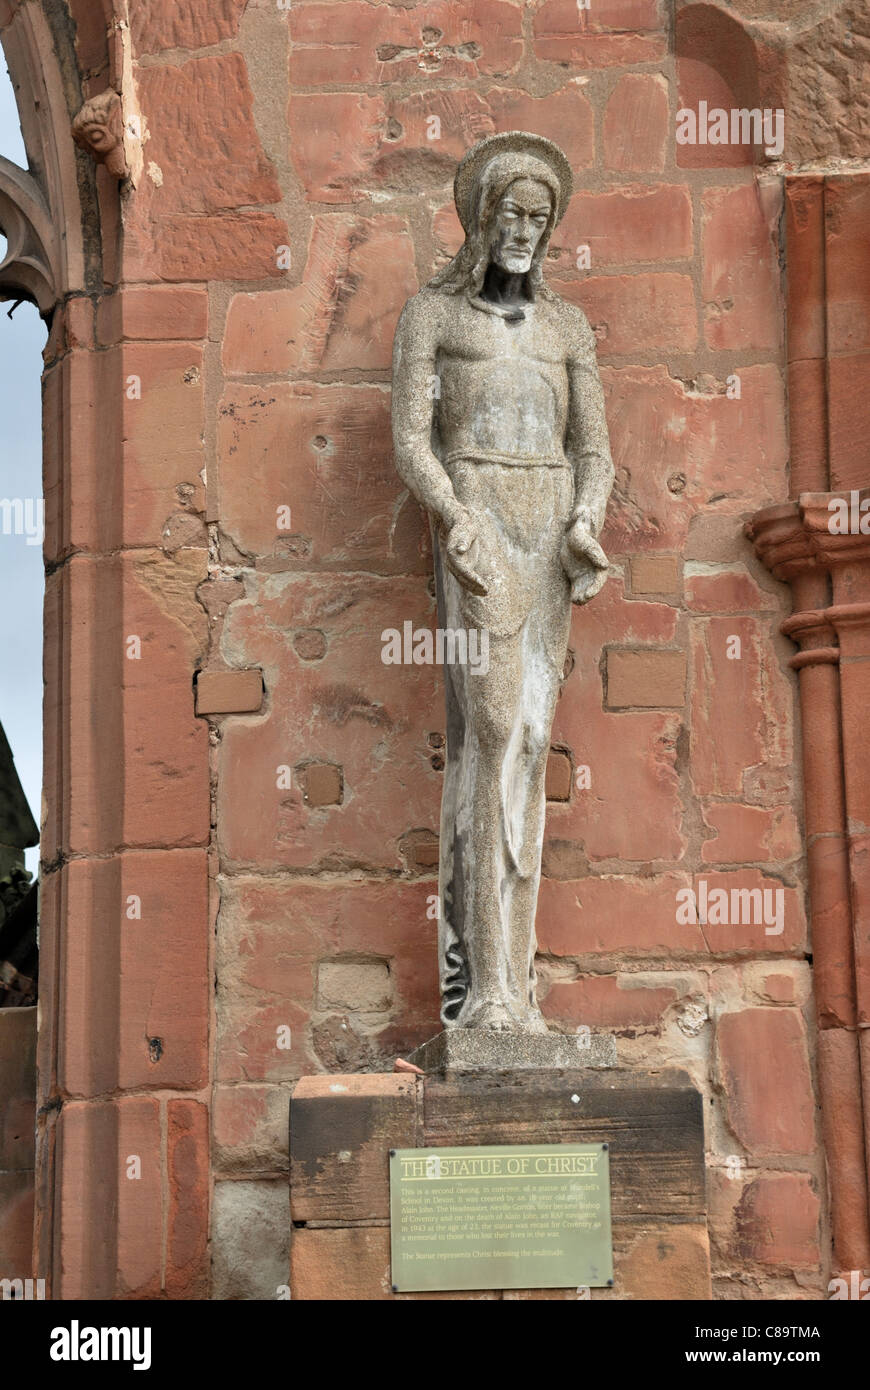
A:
[1,1295,863,1377]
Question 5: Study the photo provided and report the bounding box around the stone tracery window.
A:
[0,69,56,314]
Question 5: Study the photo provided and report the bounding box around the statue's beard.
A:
[427,222,554,301]
[488,230,538,276]
[494,247,534,274]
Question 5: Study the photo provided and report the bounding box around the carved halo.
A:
[452,130,573,233]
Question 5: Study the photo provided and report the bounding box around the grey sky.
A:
[1,60,45,875]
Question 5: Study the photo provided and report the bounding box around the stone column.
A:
[747,171,870,1275]
[749,502,869,1271]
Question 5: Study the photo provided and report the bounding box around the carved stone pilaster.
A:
[745,501,814,579]
[745,500,834,666]
[748,491,870,1272]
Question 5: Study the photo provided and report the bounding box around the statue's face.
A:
[488,177,552,275]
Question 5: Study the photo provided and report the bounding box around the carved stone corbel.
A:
[71,89,127,180]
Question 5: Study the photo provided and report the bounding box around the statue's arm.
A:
[560,311,614,603]
[391,296,463,530]
[391,295,488,595]
[564,314,615,537]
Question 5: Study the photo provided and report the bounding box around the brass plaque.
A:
[389,1143,613,1293]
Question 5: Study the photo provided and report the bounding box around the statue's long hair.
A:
[427,151,562,302]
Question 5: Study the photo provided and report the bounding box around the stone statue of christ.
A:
[391,132,615,1034]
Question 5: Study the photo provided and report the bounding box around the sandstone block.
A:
[630,555,679,595]
[211,1180,290,1300]
[196,669,263,716]
[606,648,687,708]
[603,74,669,171]
[166,1099,209,1298]
[556,273,697,354]
[290,1073,420,1222]
[717,1009,815,1155]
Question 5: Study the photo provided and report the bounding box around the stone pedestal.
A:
[410,1027,616,1072]
[289,1068,711,1300]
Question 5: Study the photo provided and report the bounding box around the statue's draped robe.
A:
[392,199,613,1031]
[435,453,575,1026]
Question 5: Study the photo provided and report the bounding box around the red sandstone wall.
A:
[34,0,868,1298]
[140,0,818,1299]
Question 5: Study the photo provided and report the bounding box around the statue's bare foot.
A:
[457,999,520,1031]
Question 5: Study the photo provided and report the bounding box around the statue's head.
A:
[429,131,573,300]
[488,176,553,276]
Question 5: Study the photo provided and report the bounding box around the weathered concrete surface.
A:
[409,1027,617,1073]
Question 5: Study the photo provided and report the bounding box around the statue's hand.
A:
[568,565,608,605]
[564,510,607,566]
[561,513,609,606]
[444,509,489,596]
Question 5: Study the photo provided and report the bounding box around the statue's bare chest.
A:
[435,302,568,370]
[433,305,570,457]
